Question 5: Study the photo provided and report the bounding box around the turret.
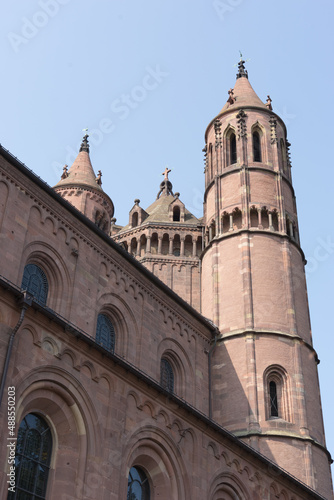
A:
[201,59,333,497]
[54,134,114,233]
[112,169,203,309]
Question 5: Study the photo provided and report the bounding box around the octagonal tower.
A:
[201,60,333,497]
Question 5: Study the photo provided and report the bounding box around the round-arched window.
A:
[8,413,52,500]
[96,314,116,353]
[21,264,48,305]
[127,466,150,499]
[160,358,174,392]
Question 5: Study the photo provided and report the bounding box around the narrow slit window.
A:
[253,131,262,162]
[269,381,279,417]
[230,133,237,164]
[132,212,139,227]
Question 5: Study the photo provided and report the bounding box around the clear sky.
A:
[1,0,333,480]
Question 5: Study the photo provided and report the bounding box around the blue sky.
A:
[1,0,333,480]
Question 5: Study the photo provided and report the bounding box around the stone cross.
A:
[162,167,171,180]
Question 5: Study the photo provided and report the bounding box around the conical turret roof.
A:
[219,59,266,115]
[54,134,103,192]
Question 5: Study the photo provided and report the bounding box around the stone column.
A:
[158,236,162,254]
[180,237,185,257]
[136,239,141,257]
[146,235,151,254]
[169,237,173,255]
[192,238,197,257]
[229,214,233,231]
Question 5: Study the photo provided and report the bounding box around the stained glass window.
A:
[96,314,115,353]
[21,264,48,305]
[8,413,52,500]
[160,358,174,392]
[127,466,150,500]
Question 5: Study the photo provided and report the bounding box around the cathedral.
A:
[0,60,333,499]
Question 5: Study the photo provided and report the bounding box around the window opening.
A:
[269,381,279,417]
[8,413,52,500]
[230,133,237,164]
[173,206,180,222]
[160,358,174,392]
[96,314,115,352]
[127,466,150,500]
[132,212,139,228]
[253,131,262,162]
[21,264,48,305]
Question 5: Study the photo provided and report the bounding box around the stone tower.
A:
[54,134,114,233]
[112,169,203,310]
[201,59,333,496]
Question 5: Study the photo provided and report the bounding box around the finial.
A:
[162,167,171,180]
[61,165,68,180]
[134,198,140,205]
[156,168,174,199]
[266,95,273,110]
[80,131,90,153]
[95,170,102,186]
[236,52,249,79]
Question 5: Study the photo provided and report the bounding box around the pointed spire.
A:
[79,134,90,153]
[218,56,266,115]
[54,132,102,191]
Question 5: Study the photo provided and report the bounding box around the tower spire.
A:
[53,131,114,232]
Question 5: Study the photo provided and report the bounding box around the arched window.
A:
[173,206,180,222]
[265,366,290,421]
[250,207,258,228]
[132,212,139,228]
[173,234,180,256]
[252,131,262,162]
[222,213,229,233]
[127,466,150,500]
[21,264,48,305]
[261,208,269,229]
[160,358,174,392]
[230,132,237,164]
[269,381,279,417]
[8,413,52,500]
[96,313,115,353]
